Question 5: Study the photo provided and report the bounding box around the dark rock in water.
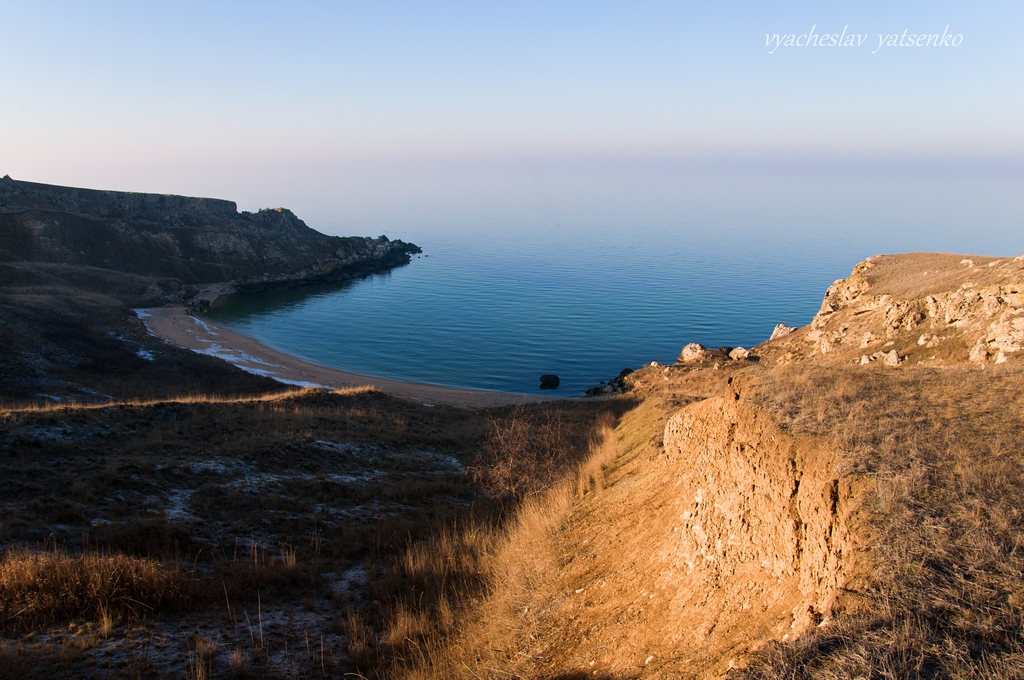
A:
[539,374,560,389]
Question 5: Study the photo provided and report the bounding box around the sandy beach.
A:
[139,306,564,408]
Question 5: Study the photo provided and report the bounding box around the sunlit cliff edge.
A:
[382,252,1024,679]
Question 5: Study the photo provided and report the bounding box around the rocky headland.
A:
[0,177,420,402]
[0,175,420,306]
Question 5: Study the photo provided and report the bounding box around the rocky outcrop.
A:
[0,176,421,294]
[769,323,797,340]
[583,368,634,396]
[789,253,1024,366]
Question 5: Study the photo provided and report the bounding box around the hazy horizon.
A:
[3,1,1022,239]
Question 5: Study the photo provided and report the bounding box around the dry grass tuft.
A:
[186,634,218,680]
[0,546,199,634]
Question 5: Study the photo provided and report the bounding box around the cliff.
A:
[0,175,421,292]
[759,252,1024,368]
[397,251,1024,679]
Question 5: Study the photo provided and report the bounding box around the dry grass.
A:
[0,640,85,680]
[0,382,620,676]
[738,364,1024,678]
[0,385,376,418]
[469,405,618,500]
[186,634,218,680]
[0,546,199,634]
[359,418,622,679]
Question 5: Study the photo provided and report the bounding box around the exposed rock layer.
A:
[765,252,1024,368]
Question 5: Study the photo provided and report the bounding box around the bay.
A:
[207,165,1024,395]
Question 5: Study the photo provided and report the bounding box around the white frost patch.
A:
[136,348,155,361]
[189,459,237,475]
[165,488,196,520]
[314,440,464,473]
[228,470,385,495]
[133,309,157,336]
[314,440,370,455]
[329,564,367,599]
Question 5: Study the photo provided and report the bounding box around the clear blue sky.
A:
[1,1,1021,213]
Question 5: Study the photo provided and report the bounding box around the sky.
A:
[1,1,1022,229]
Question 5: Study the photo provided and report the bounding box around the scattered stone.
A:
[769,324,797,340]
[859,355,874,365]
[679,343,710,363]
[860,332,876,348]
[728,347,749,360]
[883,350,902,367]
[584,368,634,397]
[969,339,989,363]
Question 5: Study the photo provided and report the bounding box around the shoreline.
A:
[138,306,566,408]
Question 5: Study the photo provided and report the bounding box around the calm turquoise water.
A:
[207,166,1024,395]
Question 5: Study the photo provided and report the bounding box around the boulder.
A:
[883,350,902,367]
[769,324,797,340]
[539,374,560,389]
[678,343,709,363]
[728,347,750,360]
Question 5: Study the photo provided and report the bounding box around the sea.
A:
[207,163,1024,395]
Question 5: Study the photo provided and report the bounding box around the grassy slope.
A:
[0,387,619,678]
[3,252,1023,678]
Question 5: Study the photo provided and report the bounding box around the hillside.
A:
[2,252,1023,679]
[0,175,420,293]
[0,177,420,403]
[366,252,1024,679]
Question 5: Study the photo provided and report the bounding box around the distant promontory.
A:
[0,175,421,297]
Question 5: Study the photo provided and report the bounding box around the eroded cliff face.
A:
[659,390,860,647]
[515,384,865,678]
[0,176,420,290]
